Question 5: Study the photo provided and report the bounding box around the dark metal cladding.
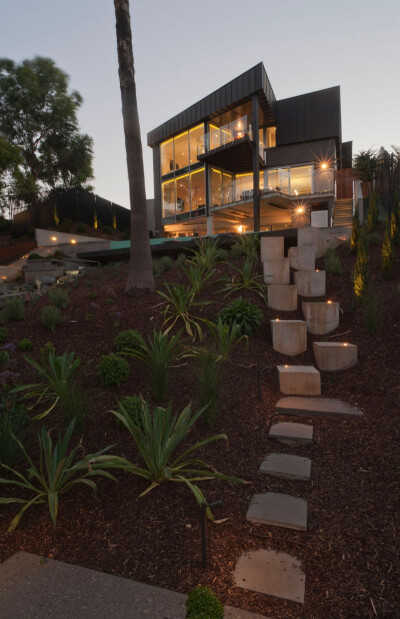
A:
[147,63,276,147]
[265,139,337,168]
[341,141,353,169]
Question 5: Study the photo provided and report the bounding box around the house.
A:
[147,62,353,238]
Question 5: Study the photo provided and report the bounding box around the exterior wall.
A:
[265,139,336,168]
[35,228,103,247]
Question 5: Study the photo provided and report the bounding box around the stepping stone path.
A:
[276,396,363,418]
[247,493,307,531]
[233,232,364,607]
[269,421,313,445]
[234,549,306,604]
[259,454,311,481]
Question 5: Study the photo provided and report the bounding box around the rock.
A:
[247,493,308,531]
[259,453,311,481]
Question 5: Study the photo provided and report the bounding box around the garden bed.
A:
[0,234,399,618]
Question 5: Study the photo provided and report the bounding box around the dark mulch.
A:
[0,234,399,618]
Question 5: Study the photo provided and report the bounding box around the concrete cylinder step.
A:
[313,341,358,371]
[270,319,307,356]
[260,236,284,261]
[302,300,339,335]
[277,365,321,395]
[294,269,326,297]
[267,284,297,311]
[263,258,290,285]
[288,245,315,271]
[268,422,313,445]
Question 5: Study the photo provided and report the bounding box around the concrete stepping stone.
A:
[313,341,357,371]
[259,454,311,481]
[288,245,315,271]
[277,365,321,395]
[302,300,339,335]
[247,493,307,531]
[276,396,363,418]
[234,548,306,604]
[270,319,307,356]
[267,284,297,311]
[294,269,326,297]
[269,422,313,445]
[263,258,290,285]
[260,236,284,261]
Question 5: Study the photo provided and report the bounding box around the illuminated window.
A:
[189,125,205,164]
[211,168,222,206]
[266,127,276,148]
[160,138,174,176]
[267,167,289,193]
[162,179,175,218]
[175,173,190,214]
[290,165,312,195]
[209,124,221,150]
[174,131,189,171]
[236,173,253,201]
[222,173,233,204]
[190,168,205,211]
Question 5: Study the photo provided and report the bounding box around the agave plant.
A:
[230,234,260,262]
[180,261,216,295]
[109,401,245,517]
[221,256,267,301]
[157,282,211,339]
[12,350,91,421]
[188,237,226,272]
[0,420,117,531]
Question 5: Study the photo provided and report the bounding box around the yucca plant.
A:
[188,237,225,272]
[0,392,29,466]
[221,256,267,301]
[124,328,183,402]
[109,402,245,517]
[231,234,259,263]
[0,419,117,531]
[13,350,91,420]
[157,283,210,339]
[180,261,216,295]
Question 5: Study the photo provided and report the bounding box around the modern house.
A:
[147,62,354,237]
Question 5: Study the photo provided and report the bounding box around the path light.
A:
[327,300,332,304]
[344,343,348,347]
[51,236,57,241]
[70,239,77,244]
[200,500,222,568]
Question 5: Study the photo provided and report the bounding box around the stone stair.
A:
[276,396,363,418]
[277,365,321,396]
[333,198,353,227]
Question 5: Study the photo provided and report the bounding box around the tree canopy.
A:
[0,56,94,204]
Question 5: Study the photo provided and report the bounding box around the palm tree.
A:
[114,0,155,293]
[353,148,381,195]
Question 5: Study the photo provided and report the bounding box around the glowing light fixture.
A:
[297,206,304,214]
[321,162,328,170]
[316,269,319,272]
[71,239,77,244]
[327,300,332,304]
[51,236,57,241]
[294,189,298,196]
[344,343,348,347]
[237,225,244,233]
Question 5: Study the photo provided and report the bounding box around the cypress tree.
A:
[350,205,360,253]
[354,235,369,299]
[390,210,399,246]
[367,191,378,233]
[381,223,394,278]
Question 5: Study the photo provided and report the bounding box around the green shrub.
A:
[0,327,7,343]
[324,247,342,275]
[17,338,33,351]
[0,350,9,366]
[116,395,143,428]
[221,256,266,301]
[230,242,245,259]
[350,206,360,253]
[114,329,143,352]
[366,232,381,246]
[153,255,174,278]
[197,349,221,427]
[0,392,29,467]
[0,215,9,232]
[363,293,378,335]
[40,341,55,364]
[89,291,97,299]
[186,586,224,619]
[76,222,87,234]
[381,225,394,279]
[27,252,42,260]
[60,218,73,233]
[230,234,259,263]
[1,297,25,323]
[48,287,70,308]
[354,237,369,300]
[41,305,62,333]
[97,354,130,387]
[26,226,35,238]
[219,297,262,335]
[367,192,379,233]
[102,225,113,235]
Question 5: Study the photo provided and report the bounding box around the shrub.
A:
[26,226,35,238]
[76,222,87,234]
[367,232,381,246]
[0,419,117,531]
[354,237,369,300]
[114,329,143,353]
[41,305,62,333]
[48,287,70,309]
[197,349,220,427]
[180,261,215,295]
[116,395,143,428]
[1,297,25,323]
[219,297,262,335]
[350,206,360,253]
[189,237,226,272]
[27,252,42,260]
[0,350,9,366]
[0,215,9,232]
[367,192,378,233]
[60,218,73,233]
[363,293,378,335]
[230,234,259,263]
[186,586,224,619]
[17,338,33,351]
[153,255,174,278]
[324,247,342,275]
[157,283,210,339]
[221,256,267,301]
[110,401,244,516]
[0,392,29,466]
[230,242,245,259]
[39,341,55,364]
[0,327,7,343]
[381,225,394,279]
[102,225,113,235]
[97,354,130,387]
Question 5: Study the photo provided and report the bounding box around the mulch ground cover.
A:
[0,232,399,618]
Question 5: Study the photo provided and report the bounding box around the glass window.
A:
[175,173,190,214]
[161,139,175,176]
[222,173,233,204]
[290,165,313,195]
[162,179,175,218]
[189,125,205,164]
[209,124,221,150]
[266,127,276,148]
[211,168,222,206]
[190,168,205,211]
[267,168,289,193]
[236,173,253,201]
[174,131,189,171]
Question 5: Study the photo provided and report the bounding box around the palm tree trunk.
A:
[114,0,155,293]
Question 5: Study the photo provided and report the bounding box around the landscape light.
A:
[237,225,244,233]
[344,343,348,347]
[71,239,77,244]
[327,300,332,304]
[51,236,57,241]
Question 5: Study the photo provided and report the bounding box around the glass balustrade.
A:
[205,116,248,152]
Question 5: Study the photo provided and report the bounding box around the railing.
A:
[204,115,249,153]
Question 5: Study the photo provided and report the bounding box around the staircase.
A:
[333,198,353,227]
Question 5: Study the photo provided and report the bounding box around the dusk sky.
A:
[1,0,399,208]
